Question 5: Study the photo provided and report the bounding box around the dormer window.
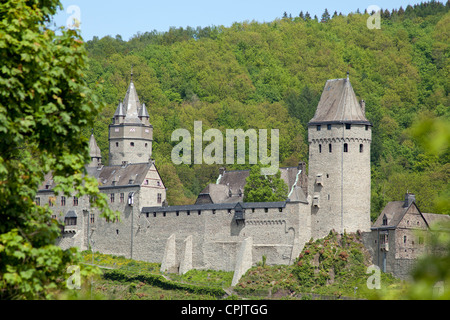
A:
[382,215,388,226]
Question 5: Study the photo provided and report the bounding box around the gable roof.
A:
[372,200,450,230]
[197,166,307,204]
[309,76,371,125]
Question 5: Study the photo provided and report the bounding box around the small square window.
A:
[345,124,351,130]
[316,125,321,131]
[327,124,332,130]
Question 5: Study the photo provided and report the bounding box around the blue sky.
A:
[52,0,422,41]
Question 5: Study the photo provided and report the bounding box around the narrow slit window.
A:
[329,144,332,153]
[344,143,348,153]
[360,144,364,153]
[319,144,322,153]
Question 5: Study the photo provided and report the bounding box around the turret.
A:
[108,73,153,166]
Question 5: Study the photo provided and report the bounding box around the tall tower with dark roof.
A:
[308,73,372,238]
[109,74,153,166]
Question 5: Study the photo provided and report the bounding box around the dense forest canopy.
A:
[81,1,449,219]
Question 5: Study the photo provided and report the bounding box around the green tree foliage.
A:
[243,165,288,202]
[83,2,448,215]
[0,0,118,299]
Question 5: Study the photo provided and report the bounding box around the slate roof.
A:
[372,199,450,230]
[309,75,371,125]
[123,80,141,123]
[142,201,288,213]
[196,165,308,204]
[87,162,152,188]
[89,133,102,158]
[39,162,153,191]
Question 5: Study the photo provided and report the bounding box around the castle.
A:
[37,72,448,282]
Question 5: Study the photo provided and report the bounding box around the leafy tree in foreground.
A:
[243,164,288,202]
[0,0,119,299]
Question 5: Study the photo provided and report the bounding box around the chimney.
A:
[360,100,366,115]
[404,193,415,208]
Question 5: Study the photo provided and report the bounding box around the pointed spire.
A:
[138,102,150,118]
[114,100,125,117]
[88,132,102,167]
[122,77,141,124]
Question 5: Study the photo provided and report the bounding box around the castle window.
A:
[157,193,162,204]
[90,214,95,224]
[130,142,135,147]
[73,196,78,206]
[116,229,119,235]
[187,210,190,216]
[316,125,321,131]
[35,197,40,206]
[327,124,332,130]
[146,213,149,218]
[157,181,161,187]
[176,211,179,216]
[404,236,407,244]
[163,212,166,217]
[345,124,351,130]
[153,212,156,217]
[120,193,124,203]
[344,143,348,153]
[382,215,388,226]
[329,144,332,153]
[65,217,77,226]
[116,142,119,147]
[212,210,216,214]
[278,207,283,212]
[319,144,322,153]
[198,210,201,215]
[145,143,148,148]
[145,179,149,185]
[366,125,369,131]
[61,196,66,206]
[264,208,268,213]
[360,144,364,153]
[110,193,115,203]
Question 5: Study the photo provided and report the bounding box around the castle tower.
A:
[109,73,153,166]
[308,73,372,238]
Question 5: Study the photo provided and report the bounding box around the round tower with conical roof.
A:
[308,74,372,238]
[109,74,153,166]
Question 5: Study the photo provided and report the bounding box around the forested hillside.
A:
[81,2,449,218]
